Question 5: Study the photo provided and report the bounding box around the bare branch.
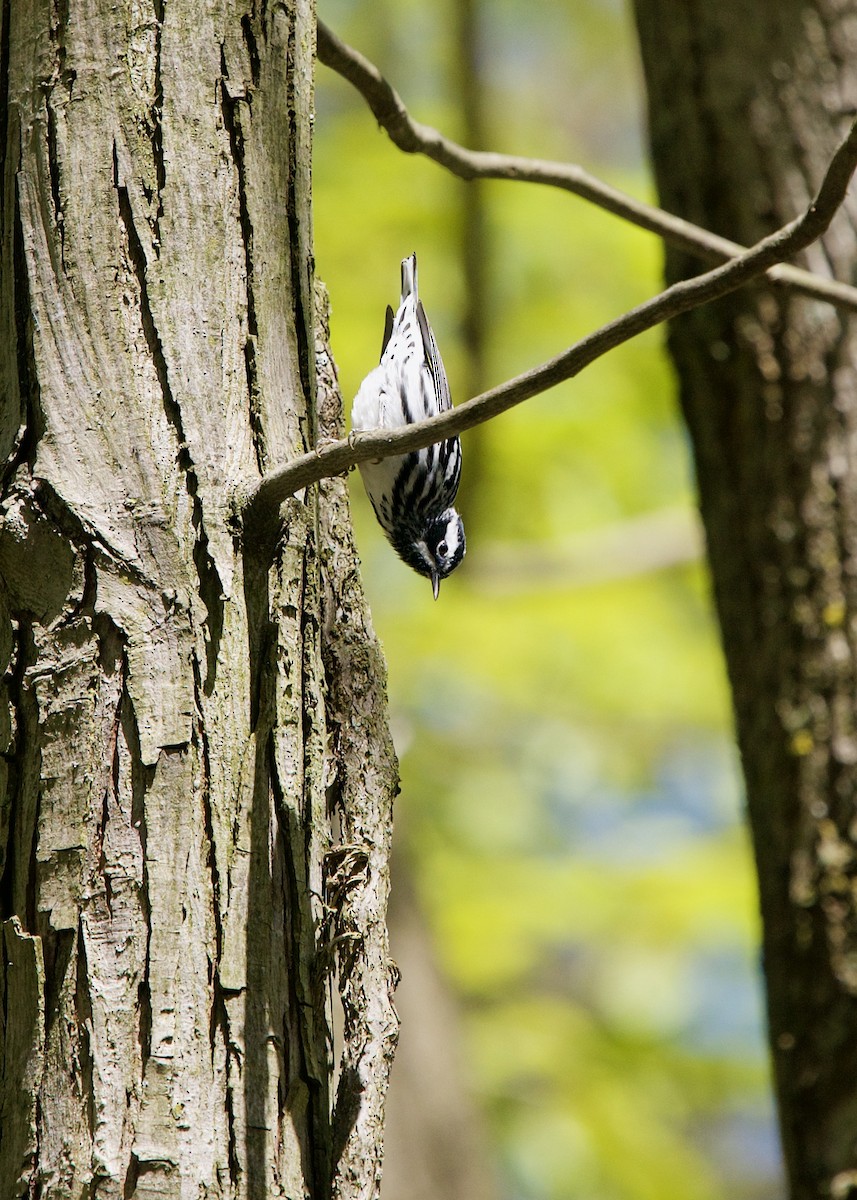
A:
[316,18,857,315]
[240,112,857,530]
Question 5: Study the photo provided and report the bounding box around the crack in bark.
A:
[123,1153,140,1199]
[48,0,70,88]
[114,150,177,452]
[44,0,70,259]
[220,45,266,475]
[0,920,44,1194]
[270,531,331,1196]
[120,680,152,1075]
[244,625,276,1200]
[194,658,222,969]
[0,0,10,246]
[43,0,73,274]
[192,499,223,696]
[31,1089,43,1196]
[194,646,236,1183]
[270,736,321,1193]
[223,1040,240,1189]
[241,14,260,89]
[7,179,42,487]
[0,620,39,932]
[113,143,225,695]
[211,986,242,1189]
[45,101,64,272]
[75,912,96,1150]
[32,476,153,590]
[97,692,124,919]
[147,0,165,252]
[69,544,99,624]
[285,12,313,448]
[41,927,73,1044]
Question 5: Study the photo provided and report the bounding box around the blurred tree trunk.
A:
[381,859,500,1200]
[632,3,857,1196]
[0,2,397,1198]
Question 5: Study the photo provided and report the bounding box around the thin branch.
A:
[316,18,857,315]
[241,112,857,528]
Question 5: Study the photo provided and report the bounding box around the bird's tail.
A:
[401,253,418,302]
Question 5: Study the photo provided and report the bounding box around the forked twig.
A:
[316,19,857,314]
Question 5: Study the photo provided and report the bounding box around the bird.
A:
[351,253,465,599]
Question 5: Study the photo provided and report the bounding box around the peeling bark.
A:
[0,2,398,1198]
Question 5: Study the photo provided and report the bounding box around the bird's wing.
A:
[416,300,452,413]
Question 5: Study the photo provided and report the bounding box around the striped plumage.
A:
[351,254,465,598]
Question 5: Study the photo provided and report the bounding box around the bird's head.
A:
[410,508,466,599]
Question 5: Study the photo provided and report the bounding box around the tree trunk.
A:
[632,2,857,1196]
[0,2,398,1197]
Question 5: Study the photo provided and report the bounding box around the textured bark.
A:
[315,289,400,1200]
[632,3,857,1197]
[0,2,398,1198]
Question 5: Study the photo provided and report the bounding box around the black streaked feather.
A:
[380,305,395,358]
[416,300,452,412]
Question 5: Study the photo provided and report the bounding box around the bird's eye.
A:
[437,540,448,557]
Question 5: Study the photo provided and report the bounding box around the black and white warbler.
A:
[351,253,465,599]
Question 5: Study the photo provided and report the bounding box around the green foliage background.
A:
[315,2,780,1196]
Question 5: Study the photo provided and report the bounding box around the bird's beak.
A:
[431,570,440,601]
